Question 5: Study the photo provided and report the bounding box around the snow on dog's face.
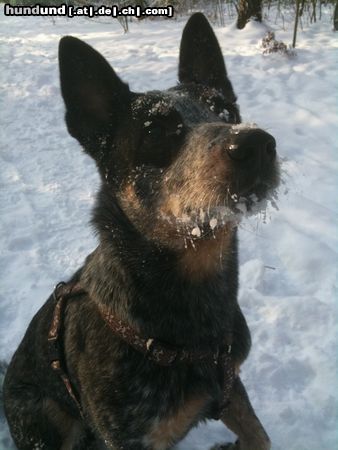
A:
[59,13,279,250]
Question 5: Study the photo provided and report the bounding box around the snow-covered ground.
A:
[0,5,337,450]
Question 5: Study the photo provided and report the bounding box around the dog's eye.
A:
[143,120,164,138]
[143,120,184,140]
[137,117,185,168]
[146,124,164,139]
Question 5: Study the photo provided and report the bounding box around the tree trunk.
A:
[292,0,300,48]
[237,0,262,30]
[334,0,338,31]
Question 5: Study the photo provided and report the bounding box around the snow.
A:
[0,5,337,450]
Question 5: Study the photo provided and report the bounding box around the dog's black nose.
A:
[227,129,276,164]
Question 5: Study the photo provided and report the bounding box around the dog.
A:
[4,12,279,450]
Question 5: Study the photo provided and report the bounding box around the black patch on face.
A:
[129,84,241,172]
[131,93,187,168]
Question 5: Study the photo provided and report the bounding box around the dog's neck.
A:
[80,198,239,346]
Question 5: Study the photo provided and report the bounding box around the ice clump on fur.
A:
[191,226,201,237]
[161,188,279,238]
[209,218,218,230]
[231,122,259,133]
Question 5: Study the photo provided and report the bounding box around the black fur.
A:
[4,13,278,450]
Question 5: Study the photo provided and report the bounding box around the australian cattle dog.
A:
[4,12,279,450]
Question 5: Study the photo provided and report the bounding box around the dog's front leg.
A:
[216,377,271,450]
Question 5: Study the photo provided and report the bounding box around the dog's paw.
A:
[210,443,238,450]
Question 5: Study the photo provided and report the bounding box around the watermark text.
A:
[4,3,174,18]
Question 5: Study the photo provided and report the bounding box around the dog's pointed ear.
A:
[179,13,236,102]
[59,36,130,151]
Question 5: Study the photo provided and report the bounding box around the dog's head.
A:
[59,13,279,250]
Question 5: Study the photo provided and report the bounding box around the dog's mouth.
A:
[160,178,279,241]
[230,177,279,211]
[231,186,278,217]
